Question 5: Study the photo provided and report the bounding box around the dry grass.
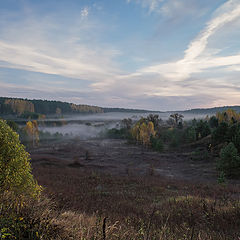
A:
[29,165,240,240]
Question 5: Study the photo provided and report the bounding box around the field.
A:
[29,137,240,239]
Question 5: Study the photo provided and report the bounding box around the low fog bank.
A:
[39,112,208,140]
[47,111,207,122]
[39,122,117,140]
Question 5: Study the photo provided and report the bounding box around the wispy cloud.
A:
[0,5,121,85]
[139,0,240,79]
[80,7,89,18]
[127,0,208,18]
[127,0,163,13]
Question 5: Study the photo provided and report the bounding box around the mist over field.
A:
[39,112,207,139]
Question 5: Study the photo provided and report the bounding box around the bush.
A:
[106,128,130,139]
[227,123,240,152]
[212,122,229,145]
[218,142,240,177]
[0,119,41,198]
[183,126,196,143]
[151,137,164,152]
[195,120,211,139]
[209,116,219,128]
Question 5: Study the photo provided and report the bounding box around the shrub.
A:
[151,137,164,152]
[209,116,219,128]
[227,123,240,152]
[168,129,183,148]
[212,122,229,145]
[0,119,41,198]
[195,120,211,139]
[183,126,196,143]
[106,128,129,139]
[218,142,240,177]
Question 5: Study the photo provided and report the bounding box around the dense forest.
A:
[0,97,157,118]
[180,106,240,115]
[0,97,103,117]
[1,97,240,119]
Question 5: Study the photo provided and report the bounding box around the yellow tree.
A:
[25,120,39,147]
[216,109,240,124]
[131,122,141,142]
[139,121,156,146]
[139,122,148,145]
[131,119,156,146]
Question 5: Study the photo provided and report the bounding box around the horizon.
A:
[1,0,240,111]
[1,95,240,113]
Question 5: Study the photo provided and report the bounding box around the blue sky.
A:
[0,0,240,111]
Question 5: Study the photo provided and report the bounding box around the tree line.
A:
[0,97,103,118]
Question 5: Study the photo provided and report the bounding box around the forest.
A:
[0,97,104,117]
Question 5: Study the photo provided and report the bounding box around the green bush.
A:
[218,142,240,177]
[227,123,240,152]
[106,128,130,139]
[0,119,41,198]
[212,122,229,145]
[169,129,184,148]
[183,126,196,143]
[209,116,219,128]
[195,120,211,139]
[151,137,164,152]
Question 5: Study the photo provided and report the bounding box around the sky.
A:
[0,0,240,111]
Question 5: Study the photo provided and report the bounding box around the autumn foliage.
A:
[131,119,156,146]
[0,119,41,198]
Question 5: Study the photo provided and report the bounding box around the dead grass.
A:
[29,165,240,240]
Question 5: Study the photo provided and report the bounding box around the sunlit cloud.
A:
[0,6,121,83]
[139,0,240,80]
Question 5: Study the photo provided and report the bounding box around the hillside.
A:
[180,106,240,115]
[0,97,103,116]
[0,97,157,117]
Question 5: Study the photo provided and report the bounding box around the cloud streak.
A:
[139,0,240,80]
[0,6,121,85]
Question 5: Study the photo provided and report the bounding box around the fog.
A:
[39,122,117,140]
[39,112,208,140]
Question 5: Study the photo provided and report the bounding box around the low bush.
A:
[183,126,196,143]
[212,122,229,145]
[195,120,211,140]
[151,137,164,152]
[106,128,130,139]
[218,142,240,177]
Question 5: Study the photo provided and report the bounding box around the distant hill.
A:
[0,97,155,118]
[103,107,159,113]
[179,106,240,115]
[0,97,103,117]
[1,97,239,118]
